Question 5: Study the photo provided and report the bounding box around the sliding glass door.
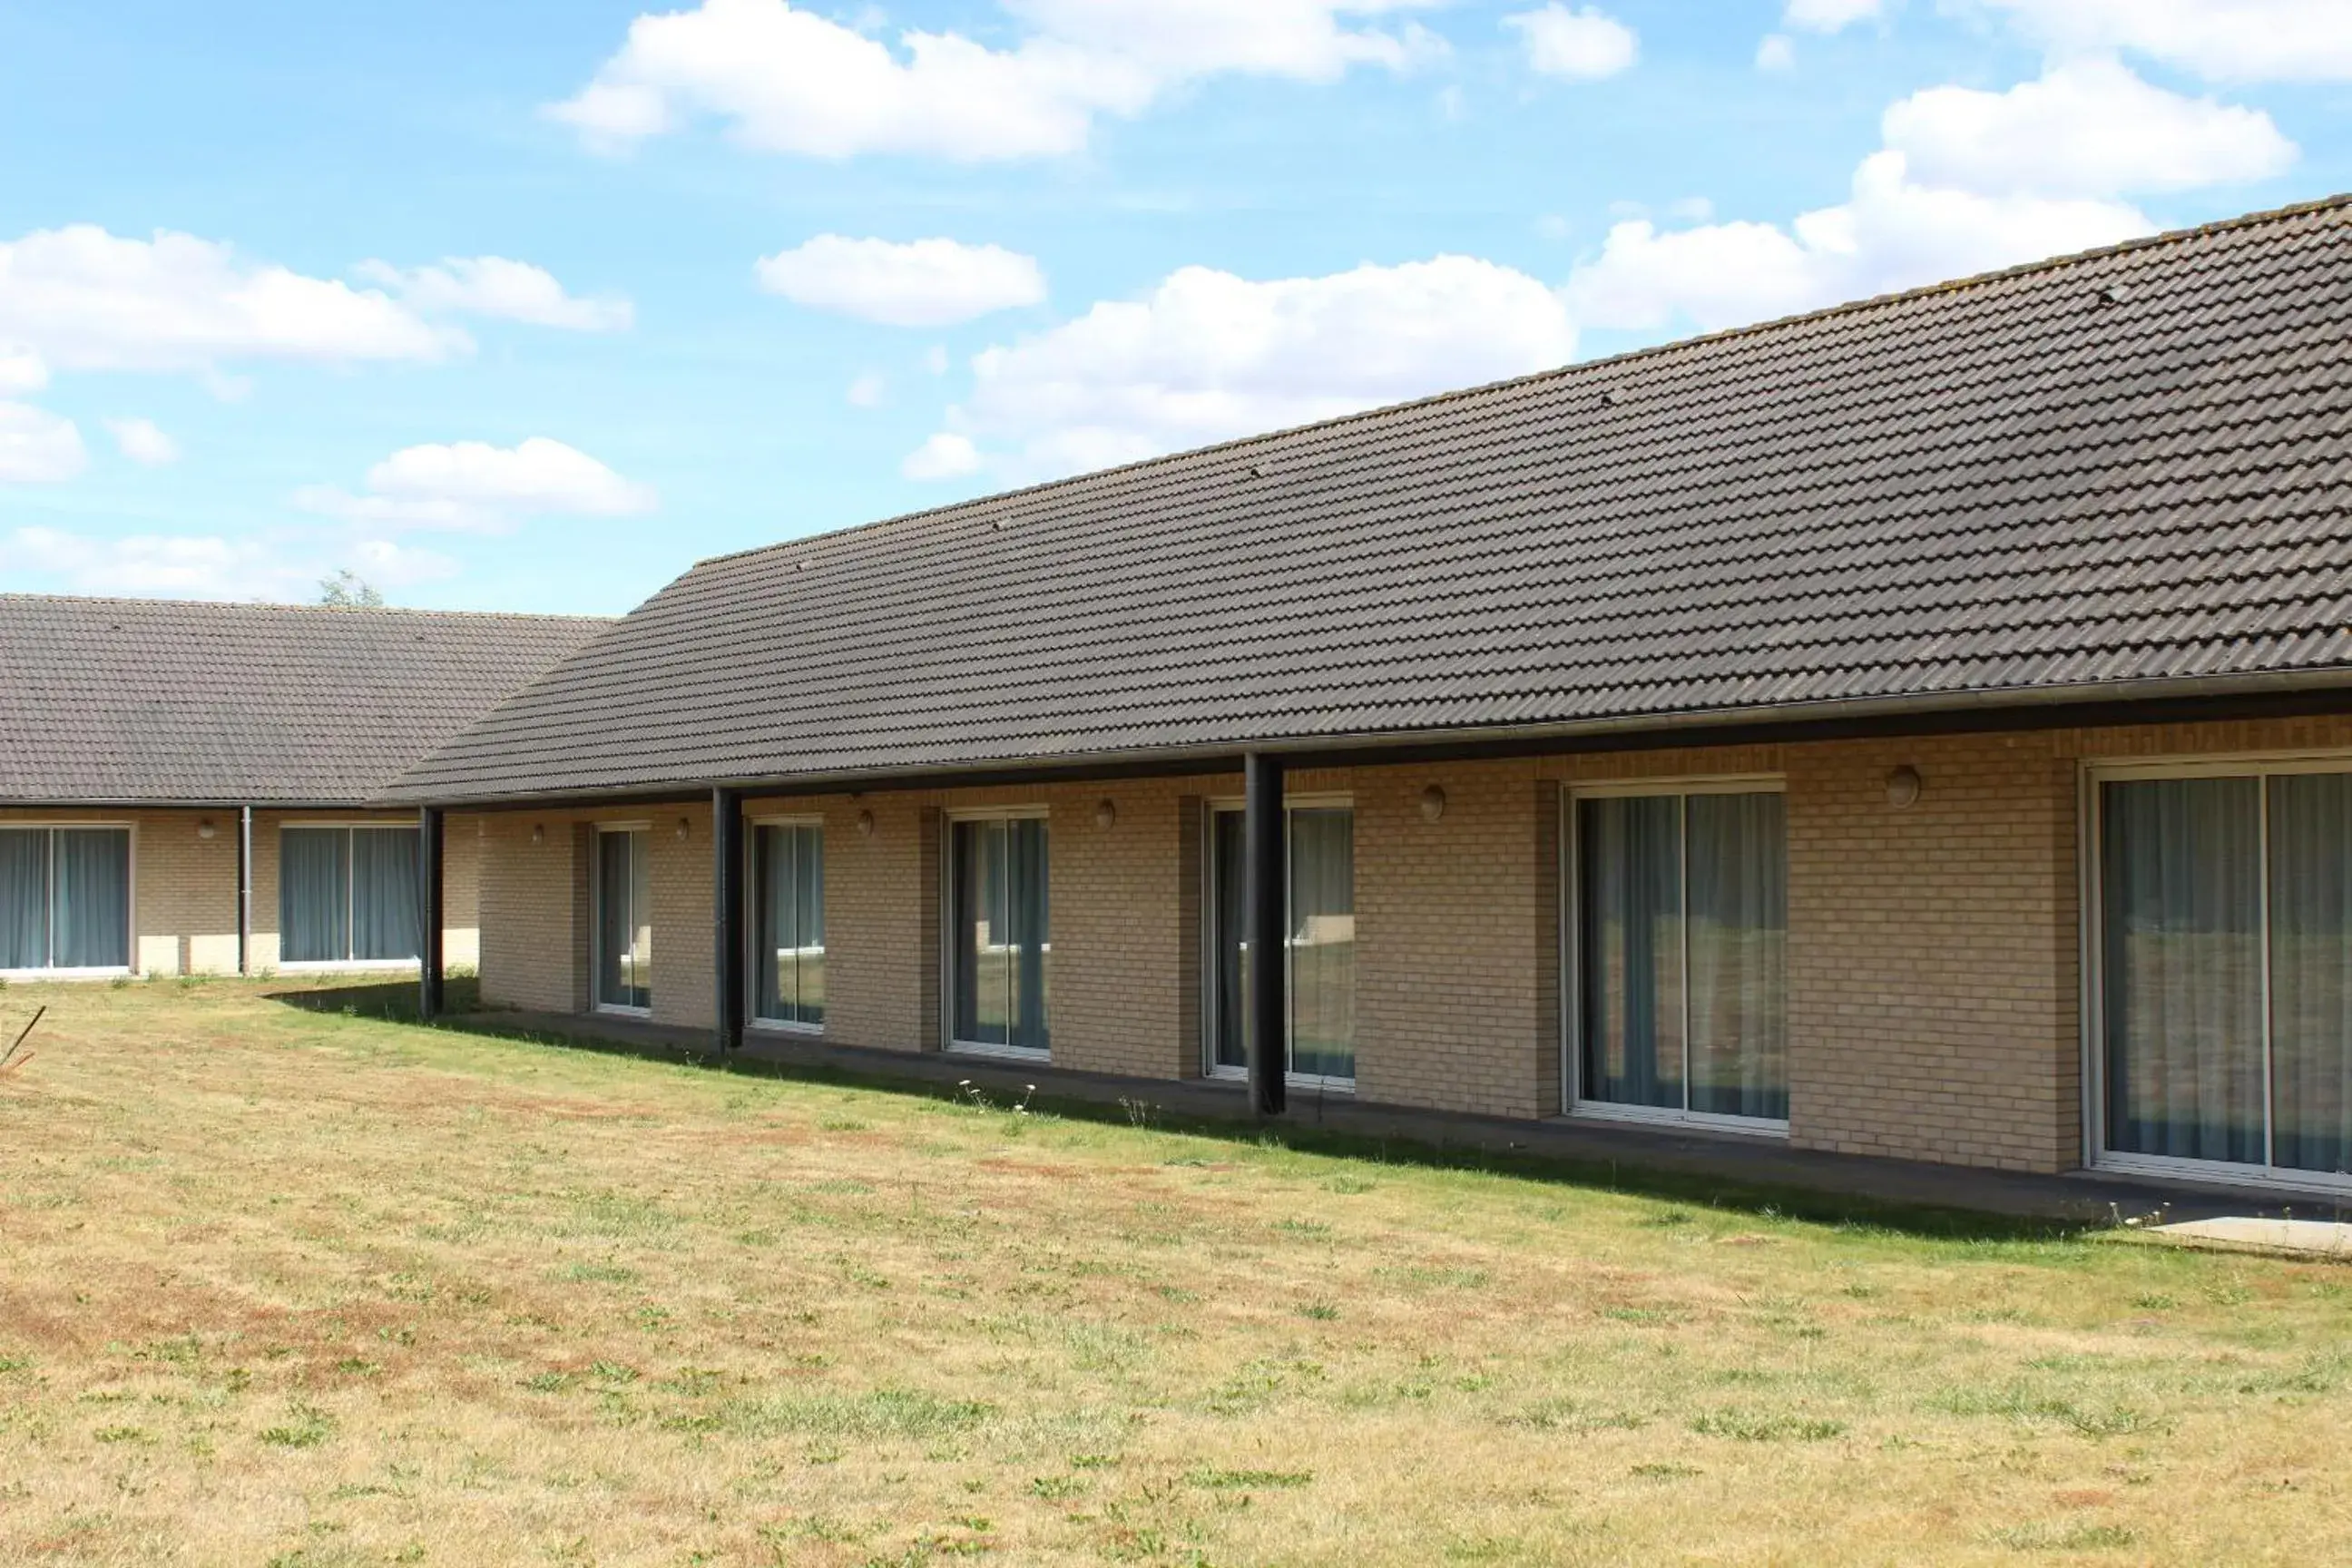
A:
[1205,802,1357,1084]
[752,820,825,1028]
[1573,786,1787,1127]
[595,826,652,1013]
[947,813,1049,1054]
[279,826,420,965]
[2097,764,2352,1181]
[0,827,132,973]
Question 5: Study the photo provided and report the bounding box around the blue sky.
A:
[0,0,2345,613]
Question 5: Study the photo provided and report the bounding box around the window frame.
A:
[0,819,138,979]
[746,813,826,1036]
[592,820,654,1018]
[275,820,424,972]
[1561,775,1790,1139]
[940,805,1053,1061]
[2081,749,2352,1194]
[1200,791,1357,1093]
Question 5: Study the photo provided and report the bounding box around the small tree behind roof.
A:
[317,570,386,609]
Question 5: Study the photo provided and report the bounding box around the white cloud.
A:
[922,344,950,376]
[847,371,887,407]
[901,431,982,481]
[0,226,461,377]
[103,416,181,466]
[1884,57,2294,198]
[756,236,1046,327]
[1786,0,1885,31]
[1504,5,1638,80]
[353,256,633,331]
[548,0,1437,162]
[294,436,658,533]
[1756,33,1796,70]
[8,525,456,601]
[0,404,86,484]
[0,347,46,394]
[920,255,1574,482]
[1564,150,2148,335]
[1977,0,2352,83]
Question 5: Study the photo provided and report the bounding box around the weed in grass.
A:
[1631,1463,1701,1479]
[1986,1522,2137,1552]
[259,1405,335,1449]
[1690,1411,1846,1443]
[557,1260,639,1285]
[1298,1300,1340,1320]
[1186,1467,1312,1491]
[93,1426,151,1444]
[1029,1475,1088,1500]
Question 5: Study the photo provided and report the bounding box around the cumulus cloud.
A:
[548,0,1437,162]
[757,236,1046,327]
[1504,5,1638,80]
[1755,34,1796,70]
[103,416,181,466]
[1976,0,2352,83]
[1786,0,1886,30]
[1885,57,2293,197]
[0,347,46,394]
[8,525,456,601]
[915,255,1573,481]
[293,436,658,533]
[0,404,86,484]
[354,256,633,331]
[0,226,460,377]
[901,432,982,481]
[846,371,887,407]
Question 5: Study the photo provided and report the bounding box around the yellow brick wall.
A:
[460,712,2352,1180]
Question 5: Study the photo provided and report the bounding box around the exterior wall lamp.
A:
[1419,784,1447,823]
[1886,765,1924,809]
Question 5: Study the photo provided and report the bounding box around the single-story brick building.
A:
[0,594,603,977]
[385,197,2352,1197]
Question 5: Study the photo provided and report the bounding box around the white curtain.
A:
[1288,808,1355,1080]
[2101,778,2265,1163]
[596,829,651,1008]
[1686,793,1788,1120]
[0,829,46,969]
[1580,795,1685,1109]
[755,824,825,1025]
[953,819,1048,1051]
[280,828,349,965]
[2269,773,2352,1174]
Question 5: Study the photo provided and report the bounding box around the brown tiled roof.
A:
[389,196,2352,805]
[0,595,608,805]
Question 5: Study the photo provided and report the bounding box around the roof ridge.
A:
[692,191,2352,573]
[0,592,609,623]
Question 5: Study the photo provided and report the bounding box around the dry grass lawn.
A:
[1,977,2348,1566]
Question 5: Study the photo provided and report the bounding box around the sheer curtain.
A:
[350,828,420,962]
[797,825,826,1025]
[596,829,650,1009]
[1580,795,1684,1109]
[2269,773,2352,1174]
[1687,794,1788,1120]
[1288,808,1356,1080]
[1210,811,1248,1071]
[952,819,1049,1052]
[54,829,129,969]
[280,828,349,965]
[754,824,825,1026]
[2102,778,2265,1163]
[1008,818,1050,1053]
[0,829,46,969]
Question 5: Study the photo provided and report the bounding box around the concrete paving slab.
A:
[2144,1216,2352,1259]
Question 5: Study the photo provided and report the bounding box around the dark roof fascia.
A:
[0,797,392,813]
[385,671,2352,812]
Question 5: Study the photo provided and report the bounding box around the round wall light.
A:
[1886,765,1924,809]
[1094,799,1118,829]
[196,819,217,840]
[1420,784,1447,823]
[857,809,877,839]
[531,824,546,846]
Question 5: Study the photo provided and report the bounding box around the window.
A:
[751,820,824,1029]
[595,826,652,1013]
[1205,802,1357,1084]
[2093,762,2352,1182]
[946,812,1049,1055]
[1572,785,1787,1128]
[0,826,132,974]
[279,826,421,965]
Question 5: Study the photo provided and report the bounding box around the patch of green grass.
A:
[259,1404,335,1449]
[1690,1411,1847,1443]
[1185,1467,1313,1491]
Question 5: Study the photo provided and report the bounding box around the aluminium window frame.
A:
[745,813,827,1037]
[591,819,654,1018]
[1560,774,1791,1139]
[2080,748,2352,1196]
[0,819,138,980]
[1199,791,1358,1093]
[275,819,426,973]
[940,805,1053,1061]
